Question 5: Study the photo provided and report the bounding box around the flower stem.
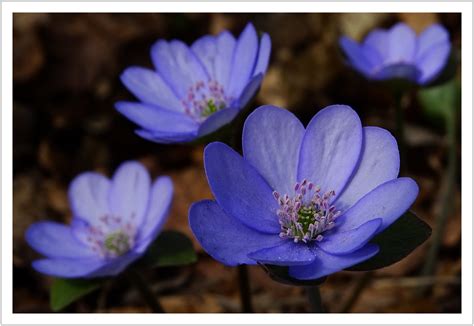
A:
[127,270,165,313]
[340,271,374,312]
[230,116,254,313]
[305,286,324,313]
[96,279,113,312]
[394,90,406,173]
[418,105,457,294]
[237,265,254,312]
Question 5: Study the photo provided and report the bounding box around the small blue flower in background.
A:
[340,23,451,85]
[189,105,419,280]
[116,23,271,143]
[26,161,173,278]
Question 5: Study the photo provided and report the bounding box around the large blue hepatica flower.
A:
[340,23,451,85]
[189,105,419,280]
[26,161,173,278]
[116,23,271,143]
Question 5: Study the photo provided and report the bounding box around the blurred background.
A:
[13,13,461,313]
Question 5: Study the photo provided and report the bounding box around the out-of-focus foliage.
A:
[418,79,461,126]
[141,231,197,268]
[50,278,102,312]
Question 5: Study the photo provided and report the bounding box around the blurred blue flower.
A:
[189,105,419,280]
[340,23,451,85]
[26,161,173,278]
[116,23,271,143]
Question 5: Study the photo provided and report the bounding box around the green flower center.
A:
[273,179,341,243]
[182,80,232,122]
[201,99,225,118]
[104,231,131,256]
[296,206,318,235]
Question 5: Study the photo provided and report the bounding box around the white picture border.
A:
[1,1,472,325]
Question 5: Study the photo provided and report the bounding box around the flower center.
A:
[181,80,232,122]
[273,179,341,243]
[104,231,131,256]
[85,215,136,258]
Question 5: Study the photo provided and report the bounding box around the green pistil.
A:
[201,99,225,117]
[104,231,130,256]
[297,206,316,235]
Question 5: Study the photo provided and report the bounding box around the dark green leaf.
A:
[347,211,431,271]
[141,230,197,268]
[418,78,460,124]
[260,264,326,287]
[50,278,102,312]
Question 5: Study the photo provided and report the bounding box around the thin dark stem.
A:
[127,270,165,313]
[394,90,406,173]
[340,271,374,312]
[231,115,254,313]
[305,286,323,313]
[96,279,112,312]
[238,265,254,312]
[418,107,457,294]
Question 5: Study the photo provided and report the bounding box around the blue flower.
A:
[116,23,271,143]
[189,105,419,280]
[340,23,451,85]
[26,161,173,278]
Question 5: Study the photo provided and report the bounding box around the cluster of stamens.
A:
[181,80,232,123]
[273,179,341,243]
[84,214,137,258]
